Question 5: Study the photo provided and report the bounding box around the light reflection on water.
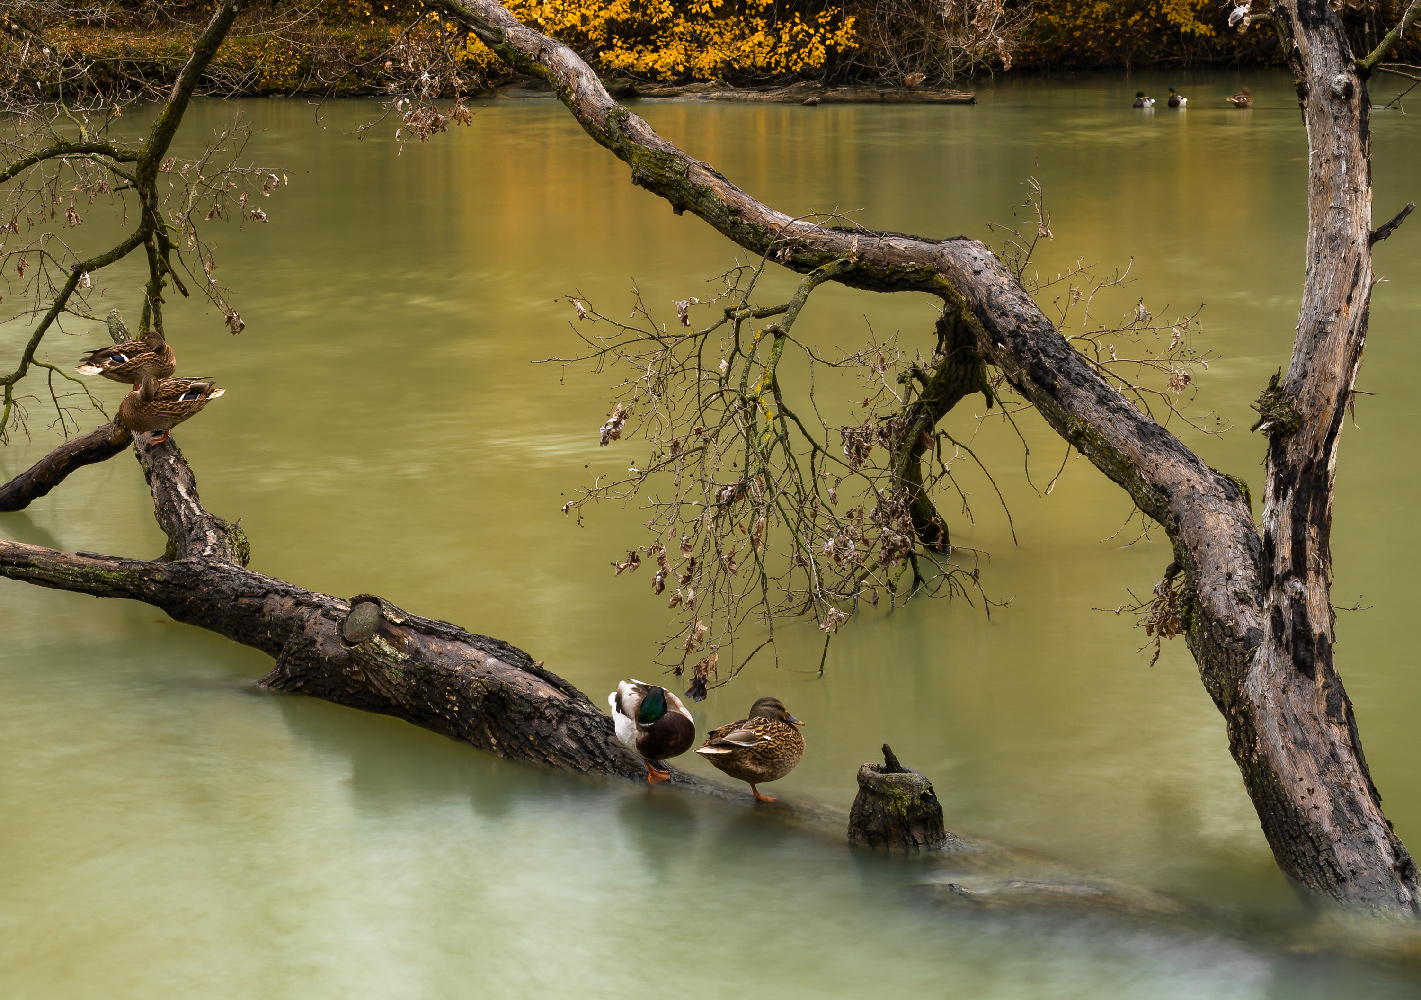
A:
[3,69,1421,997]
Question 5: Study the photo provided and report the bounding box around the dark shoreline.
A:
[483,75,976,103]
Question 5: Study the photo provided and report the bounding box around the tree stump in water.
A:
[848,744,948,849]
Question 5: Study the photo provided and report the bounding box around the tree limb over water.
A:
[0,0,1415,919]
[0,418,130,511]
[427,0,1421,912]
[0,2,246,441]
[0,433,659,781]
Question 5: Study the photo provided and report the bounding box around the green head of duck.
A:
[636,686,669,725]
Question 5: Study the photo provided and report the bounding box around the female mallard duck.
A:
[1167,86,1187,108]
[695,696,804,802]
[1133,91,1155,108]
[75,330,176,387]
[119,374,225,444]
[1228,86,1253,108]
[609,679,696,784]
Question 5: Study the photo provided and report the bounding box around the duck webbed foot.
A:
[645,760,672,785]
[751,784,777,803]
[149,430,170,444]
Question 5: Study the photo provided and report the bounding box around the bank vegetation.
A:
[10,0,1419,97]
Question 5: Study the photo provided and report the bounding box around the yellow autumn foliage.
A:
[498,0,856,79]
[1025,0,1222,68]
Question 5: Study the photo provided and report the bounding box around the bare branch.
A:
[0,418,129,510]
[0,226,145,387]
[1359,0,1421,70]
[0,138,138,184]
[1371,201,1415,244]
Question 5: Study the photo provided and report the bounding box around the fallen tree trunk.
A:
[0,433,888,824]
[629,83,977,104]
[0,436,653,776]
[429,0,1421,911]
[496,76,976,103]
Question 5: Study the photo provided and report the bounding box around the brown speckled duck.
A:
[119,374,225,444]
[695,696,804,802]
[76,331,176,387]
[609,679,696,784]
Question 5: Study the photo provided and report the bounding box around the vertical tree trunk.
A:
[1205,0,1421,907]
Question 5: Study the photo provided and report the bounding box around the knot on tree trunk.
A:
[341,599,383,644]
[1250,370,1302,437]
[848,743,949,849]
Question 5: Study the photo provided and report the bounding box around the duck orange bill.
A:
[786,714,804,726]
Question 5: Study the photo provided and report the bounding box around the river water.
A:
[4,70,1421,997]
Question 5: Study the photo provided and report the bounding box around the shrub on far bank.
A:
[11,0,1420,95]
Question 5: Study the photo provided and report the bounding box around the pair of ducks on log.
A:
[75,330,225,442]
[609,679,805,802]
[1133,86,1252,108]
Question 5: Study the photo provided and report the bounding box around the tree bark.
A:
[1214,0,1420,907]
[848,744,956,849]
[430,0,1421,910]
[888,306,991,551]
[0,436,651,778]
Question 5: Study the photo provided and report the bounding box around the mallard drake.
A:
[609,679,696,784]
[695,696,804,802]
[1228,86,1253,108]
[118,374,225,444]
[1168,86,1187,108]
[75,330,176,387]
[1133,91,1155,108]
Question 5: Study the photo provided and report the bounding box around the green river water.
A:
[4,69,1421,997]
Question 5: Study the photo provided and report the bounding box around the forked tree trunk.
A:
[428,0,1421,910]
[1209,0,1419,905]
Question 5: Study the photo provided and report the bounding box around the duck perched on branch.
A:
[609,679,696,784]
[76,331,176,387]
[119,375,226,444]
[696,696,805,802]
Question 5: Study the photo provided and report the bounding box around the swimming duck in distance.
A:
[119,374,226,444]
[695,696,805,802]
[1133,91,1155,108]
[609,679,696,784]
[1168,86,1187,108]
[76,330,176,388]
[1228,86,1253,108]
